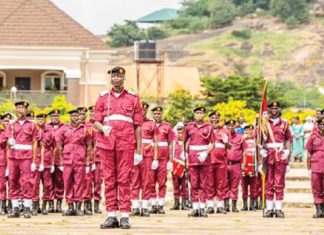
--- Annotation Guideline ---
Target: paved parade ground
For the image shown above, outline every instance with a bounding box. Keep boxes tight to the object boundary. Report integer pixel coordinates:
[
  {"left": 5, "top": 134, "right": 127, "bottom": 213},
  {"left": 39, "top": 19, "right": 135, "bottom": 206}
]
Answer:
[{"left": 0, "top": 207, "right": 323, "bottom": 235}]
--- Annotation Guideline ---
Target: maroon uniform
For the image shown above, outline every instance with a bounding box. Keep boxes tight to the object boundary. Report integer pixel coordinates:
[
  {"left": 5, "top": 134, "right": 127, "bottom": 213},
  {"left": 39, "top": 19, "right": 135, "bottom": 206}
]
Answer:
[
  {"left": 172, "top": 138, "right": 187, "bottom": 201},
  {"left": 94, "top": 88, "right": 142, "bottom": 214},
  {"left": 151, "top": 122, "right": 173, "bottom": 206},
  {"left": 184, "top": 121, "right": 215, "bottom": 210},
  {"left": 0, "top": 127, "right": 8, "bottom": 202}
]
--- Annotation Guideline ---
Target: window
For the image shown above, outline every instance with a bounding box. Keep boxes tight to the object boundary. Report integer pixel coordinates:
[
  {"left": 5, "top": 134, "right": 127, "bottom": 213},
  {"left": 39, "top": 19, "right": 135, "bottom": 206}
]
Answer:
[
  {"left": 0, "top": 71, "right": 5, "bottom": 89},
  {"left": 43, "top": 72, "right": 62, "bottom": 91}
]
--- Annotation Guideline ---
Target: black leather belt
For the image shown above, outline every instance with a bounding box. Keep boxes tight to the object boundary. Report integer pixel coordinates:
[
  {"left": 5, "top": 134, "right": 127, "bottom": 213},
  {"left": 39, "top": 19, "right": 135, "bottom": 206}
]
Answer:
[{"left": 227, "top": 160, "right": 241, "bottom": 165}]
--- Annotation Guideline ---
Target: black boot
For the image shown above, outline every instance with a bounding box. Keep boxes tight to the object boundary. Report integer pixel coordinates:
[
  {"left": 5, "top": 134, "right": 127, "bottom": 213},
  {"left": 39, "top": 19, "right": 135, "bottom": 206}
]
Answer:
[
  {"left": 94, "top": 200, "right": 102, "bottom": 214},
  {"left": 321, "top": 204, "right": 324, "bottom": 217},
  {"left": 263, "top": 210, "right": 274, "bottom": 218},
  {"left": 241, "top": 198, "right": 248, "bottom": 211},
  {"left": 170, "top": 199, "right": 180, "bottom": 210},
  {"left": 207, "top": 207, "right": 215, "bottom": 214},
  {"left": 41, "top": 201, "right": 48, "bottom": 215},
  {"left": 189, "top": 209, "right": 199, "bottom": 217},
  {"left": 84, "top": 200, "right": 92, "bottom": 215},
  {"left": 150, "top": 205, "right": 158, "bottom": 214},
  {"left": 48, "top": 200, "right": 55, "bottom": 213},
  {"left": 224, "top": 199, "right": 230, "bottom": 212},
  {"left": 275, "top": 209, "right": 285, "bottom": 218},
  {"left": 7, "top": 207, "right": 20, "bottom": 218},
  {"left": 140, "top": 208, "right": 150, "bottom": 217},
  {"left": 199, "top": 208, "right": 208, "bottom": 217},
  {"left": 63, "top": 203, "right": 75, "bottom": 216},
  {"left": 0, "top": 200, "right": 6, "bottom": 215},
  {"left": 55, "top": 199, "right": 62, "bottom": 213},
  {"left": 158, "top": 205, "right": 165, "bottom": 214},
  {"left": 232, "top": 200, "right": 239, "bottom": 213},
  {"left": 255, "top": 198, "right": 259, "bottom": 210},
  {"left": 216, "top": 207, "right": 227, "bottom": 214},
  {"left": 131, "top": 208, "right": 140, "bottom": 216},
  {"left": 100, "top": 216, "right": 119, "bottom": 229},
  {"left": 251, "top": 198, "right": 257, "bottom": 211},
  {"left": 7, "top": 200, "right": 12, "bottom": 214},
  {"left": 75, "top": 202, "right": 84, "bottom": 216},
  {"left": 258, "top": 197, "right": 262, "bottom": 210},
  {"left": 313, "top": 204, "right": 322, "bottom": 218},
  {"left": 31, "top": 201, "right": 38, "bottom": 216},
  {"left": 23, "top": 207, "right": 32, "bottom": 218},
  {"left": 37, "top": 201, "right": 42, "bottom": 214},
  {"left": 181, "top": 199, "right": 189, "bottom": 210},
  {"left": 120, "top": 217, "right": 131, "bottom": 229}
]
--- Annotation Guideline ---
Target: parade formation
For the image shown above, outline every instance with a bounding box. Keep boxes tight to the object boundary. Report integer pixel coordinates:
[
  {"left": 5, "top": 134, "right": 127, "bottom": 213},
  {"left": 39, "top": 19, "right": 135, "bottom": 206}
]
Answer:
[{"left": 0, "top": 66, "right": 323, "bottom": 230}]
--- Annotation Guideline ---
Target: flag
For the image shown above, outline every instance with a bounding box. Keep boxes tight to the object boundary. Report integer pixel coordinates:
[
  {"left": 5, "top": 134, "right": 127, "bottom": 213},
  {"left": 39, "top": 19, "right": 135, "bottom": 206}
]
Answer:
[{"left": 257, "top": 80, "right": 268, "bottom": 146}]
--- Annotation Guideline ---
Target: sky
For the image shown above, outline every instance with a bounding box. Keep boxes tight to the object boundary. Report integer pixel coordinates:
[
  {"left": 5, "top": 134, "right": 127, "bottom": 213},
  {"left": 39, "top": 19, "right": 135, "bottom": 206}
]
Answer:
[{"left": 51, "top": 0, "right": 183, "bottom": 35}]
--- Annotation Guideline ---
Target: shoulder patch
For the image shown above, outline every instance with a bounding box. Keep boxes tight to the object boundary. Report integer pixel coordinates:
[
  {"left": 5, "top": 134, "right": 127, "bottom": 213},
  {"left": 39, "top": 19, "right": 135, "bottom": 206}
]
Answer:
[
  {"left": 126, "top": 90, "right": 137, "bottom": 96},
  {"left": 99, "top": 90, "right": 109, "bottom": 96},
  {"left": 282, "top": 118, "right": 288, "bottom": 122}
]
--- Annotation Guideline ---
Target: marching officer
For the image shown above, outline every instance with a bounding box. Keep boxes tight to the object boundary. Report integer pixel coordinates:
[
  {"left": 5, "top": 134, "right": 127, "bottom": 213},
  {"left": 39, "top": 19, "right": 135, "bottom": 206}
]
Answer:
[
  {"left": 170, "top": 123, "right": 189, "bottom": 210},
  {"left": 224, "top": 120, "right": 247, "bottom": 213},
  {"left": 93, "top": 66, "right": 142, "bottom": 229},
  {"left": 306, "top": 117, "right": 324, "bottom": 218},
  {"left": 241, "top": 124, "right": 258, "bottom": 211},
  {"left": 131, "top": 102, "right": 158, "bottom": 217},
  {"left": 31, "top": 113, "right": 48, "bottom": 215},
  {"left": 47, "top": 109, "right": 65, "bottom": 213},
  {"left": 6, "top": 101, "right": 37, "bottom": 218},
  {"left": 207, "top": 111, "right": 231, "bottom": 214},
  {"left": 56, "top": 109, "right": 92, "bottom": 216},
  {"left": 184, "top": 107, "right": 215, "bottom": 217},
  {"left": 0, "top": 114, "right": 8, "bottom": 215},
  {"left": 150, "top": 106, "right": 173, "bottom": 214},
  {"left": 259, "top": 101, "right": 292, "bottom": 218}
]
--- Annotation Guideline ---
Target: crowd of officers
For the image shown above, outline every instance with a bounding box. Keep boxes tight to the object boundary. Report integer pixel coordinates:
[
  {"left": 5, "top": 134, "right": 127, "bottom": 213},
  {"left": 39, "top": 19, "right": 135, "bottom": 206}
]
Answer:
[{"left": 0, "top": 66, "right": 323, "bottom": 230}]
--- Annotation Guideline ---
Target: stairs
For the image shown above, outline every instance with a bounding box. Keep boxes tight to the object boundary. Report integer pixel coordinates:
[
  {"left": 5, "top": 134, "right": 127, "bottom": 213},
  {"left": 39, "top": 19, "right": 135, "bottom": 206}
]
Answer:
[{"left": 285, "top": 162, "right": 313, "bottom": 208}]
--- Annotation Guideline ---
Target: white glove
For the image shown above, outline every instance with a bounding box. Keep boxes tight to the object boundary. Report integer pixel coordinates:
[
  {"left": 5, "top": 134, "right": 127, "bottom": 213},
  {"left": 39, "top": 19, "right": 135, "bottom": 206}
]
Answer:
[
  {"left": 198, "top": 151, "right": 208, "bottom": 163},
  {"left": 85, "top": 166, "right": 90, "bottom": 174},
  {"left": 31, "top": 162, "right": 36, "bottom": 172},
  {"left": 260, "top": 149, "right": 268, "bottom": 158},
  {"left": 221, "top": 133, "right": 228, "bottom": 144},
  {"left": 91, "top": 163, "right": 96, "bottom": 171},
  {"left": 308, "top": 170, "right": 311, "bottom": 177},
  {"left": 286, "top": 165, "right": 290, "bottom": 173},
  {"left": 281, "top": 149, "right": 290, "bottom": 160},
  {"left": 8, "top": 138, "right": 15, "bottom": 146},
  {"left": 258, "top": 164, "right": 263, "bottom": 173},
  {"left": 59, "top": 166, "right": 64, "bottom": 172},
  {"left": 102, "top": 125, "right": 112, "bottom": 137},
  {"left": 167, "top": 161, "right": 173, "bottom": 170},
  {"left": 5, "top": 168, "right": 9, "bottom": 177},
  {"left": 180, "top": 152, "right": 187, "bottom": 161},
  {"left": 134, "top": 153, "right": 143, "bottom": 166},
  {"left": 39, "top": 164, "right": 44, "bottom": 172},
  {"left": 50, "top": 165, "right": 55, "bottom": 173},
  {"left": 151, "top": 159, "right": 159, "bottom": 170}
]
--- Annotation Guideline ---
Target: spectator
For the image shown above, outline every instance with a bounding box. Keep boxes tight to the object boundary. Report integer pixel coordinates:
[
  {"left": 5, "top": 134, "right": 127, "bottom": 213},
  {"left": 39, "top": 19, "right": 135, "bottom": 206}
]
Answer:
[{"left": 291, "top": 117, "right": 304, "bottom": 162}]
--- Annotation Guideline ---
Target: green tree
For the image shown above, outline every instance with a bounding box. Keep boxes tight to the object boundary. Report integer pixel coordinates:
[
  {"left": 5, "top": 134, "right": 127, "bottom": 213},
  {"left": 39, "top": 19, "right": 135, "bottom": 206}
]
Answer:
[
  {"left": 163, "top": 89, "right": 197, "bottom": 126},
  {"left": 270, "top": 0, "right": 309, "bottom": 25},
  {"left": 181, "top": 0, "right": 213, "bottom": 17},
  {"left": 209, "top": 0, "right": 237, "bottom": 28},
  {"left": 147, "top": 27, "right": 168, "bottom": 40},
  {"left": 108, "top": 21, "right": 145, "bottom": 47}
]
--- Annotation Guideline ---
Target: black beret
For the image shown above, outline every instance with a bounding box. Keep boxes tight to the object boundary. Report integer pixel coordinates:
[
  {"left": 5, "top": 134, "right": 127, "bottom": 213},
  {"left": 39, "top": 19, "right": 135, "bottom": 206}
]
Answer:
[
  {"left": 36, "top": 113, "right": 47, "bottom": 118},
  {"left": 268, "top": 101, "right": 280, "bottom": 108},
  {"left": 317, "top": 118, "right": 324, "bottom": 125},
  {"left": 108, "top": 66, "right": 126, "bottom": 75},
  {"left": 2, "top": 113, "right": 13, "bottom": 120},
  {"left": 88, "top": 106, "right": 94, "bottom": 111},
  {"left": 15, "top": 100, "right": 29, "bottom": 108},
  {"left": 77, "top": 107, "right": 88, "bottom": 112},
  {"left": 152, "top": 106, "right": 163, "bottom": 112},
  {"left": 48, "top": 109, "right": 60, "bottom": 115},
  {"left": 226, "top": 120, "right": 236, "bottom": 126},
  {"left": 26, "top": 111, "right": 34, "bottom": 117},
  {"left": 68, "top": 109, "right": 79, "bottom": 115},
  {"left": 244, "top": 124, "right": 254, "bottom": 130},
  {"left": 142, "top": 101, "right": 150, "bottom": 109},
  {"left": 209, "top": 111, "right": 221, "bottom": 117},
  {"left": 193, "top": 106, "right": 206, "bottom": 113}
]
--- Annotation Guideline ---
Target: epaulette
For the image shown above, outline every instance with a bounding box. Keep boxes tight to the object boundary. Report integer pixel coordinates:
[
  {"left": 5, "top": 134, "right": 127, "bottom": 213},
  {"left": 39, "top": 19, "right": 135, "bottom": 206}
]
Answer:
[
  {"left": 127, "top": 90, "right": 137, "bottom": 96},
  {"left": 282, "top": 118, "right": 288, "bottom": 122},
  {"left": 99, "top": 90, "right": 109, "bottom": 96}
]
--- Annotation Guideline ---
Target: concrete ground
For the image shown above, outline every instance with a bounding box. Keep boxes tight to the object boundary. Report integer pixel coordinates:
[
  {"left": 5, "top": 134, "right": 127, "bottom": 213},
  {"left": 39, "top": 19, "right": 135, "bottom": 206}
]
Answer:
[{"left": 1, "top": 207, "right": 323, "bottom": 235}]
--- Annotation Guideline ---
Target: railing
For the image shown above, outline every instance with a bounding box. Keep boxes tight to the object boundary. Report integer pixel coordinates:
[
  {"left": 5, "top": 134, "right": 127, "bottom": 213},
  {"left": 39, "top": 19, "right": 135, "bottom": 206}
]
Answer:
[{"left": 0, "top": 90, "right": 67, "bottom": 107}]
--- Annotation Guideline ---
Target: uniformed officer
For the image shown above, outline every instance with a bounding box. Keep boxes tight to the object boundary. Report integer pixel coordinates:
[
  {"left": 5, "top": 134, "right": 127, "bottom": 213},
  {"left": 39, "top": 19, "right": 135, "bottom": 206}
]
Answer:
[
  {"left": 224, "top": 120, "right": 247, "bottom": 213},
  {"left": 131, "top": 101, "right": 158, "bottom": 217},
  {"left": 6, "top": 101, "right": 37, "bottom": 218},
  {"left": 259, "top": 101, "right": 292, "bottom": 218},
  {"left": 47, "top": 109, "right": 65, "bottom": 213},
  {"left": 150, "top": 106, "right": 173, "bottom": 214},
  {"left": 56, "top": 109, "right": 92, "bottom": 216},
  {"left": 26, "top": 111, "right": 35, "bottom": 121},
  {"left": 184, "top": 107, "right": 215, "bottom": 217},
  {"left": 93, "top": 66, "right": 142, "bottom": 229},
  {"left": 0, "top": 114, "right": 8, "bottom": 215},
  {"left": 306, "top": 117, "right": 324, "bottom": 218},
  {"left": 206, "top": 111, "right": 231, "bottom": 214}
]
